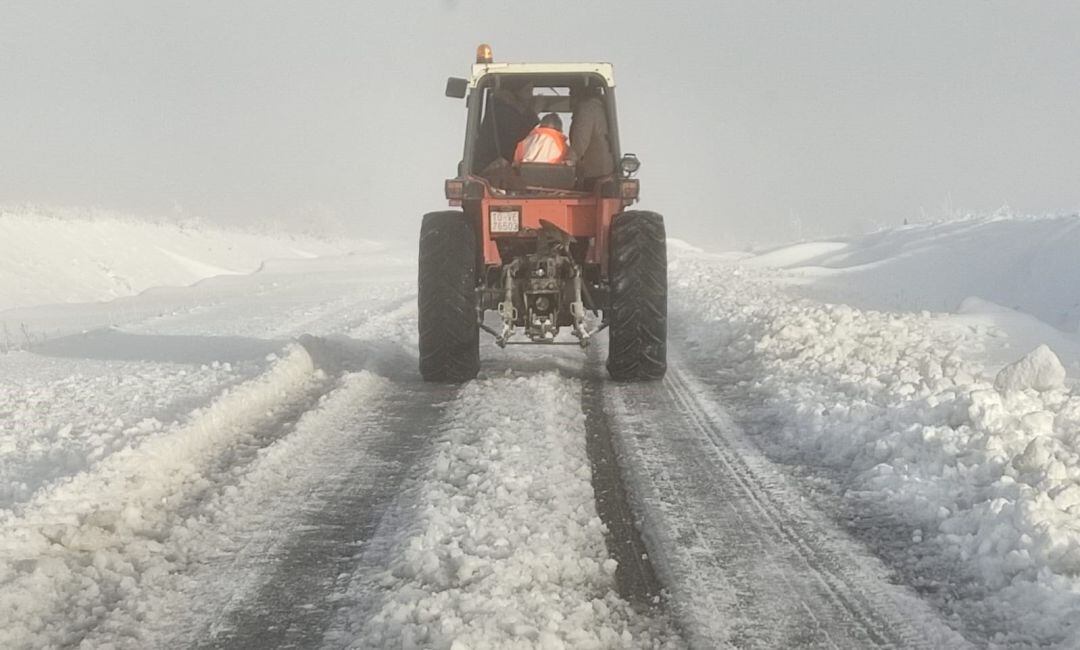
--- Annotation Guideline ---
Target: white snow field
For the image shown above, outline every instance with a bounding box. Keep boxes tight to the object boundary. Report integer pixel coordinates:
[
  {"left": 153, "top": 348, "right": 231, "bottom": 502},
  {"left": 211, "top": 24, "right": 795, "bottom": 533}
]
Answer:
[
  {"left": 2, "top": 210, "right": 1080, "bottom": 648},
  {"left": 0, "top": 206, "right": 375, "bottom": 313}
]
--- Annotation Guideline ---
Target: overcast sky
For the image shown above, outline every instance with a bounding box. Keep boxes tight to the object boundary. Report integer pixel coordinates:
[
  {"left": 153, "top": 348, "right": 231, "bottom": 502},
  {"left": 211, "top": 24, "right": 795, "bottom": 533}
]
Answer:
[{"left": 2, "top": 1, "right": 1078, "bottom": 248}]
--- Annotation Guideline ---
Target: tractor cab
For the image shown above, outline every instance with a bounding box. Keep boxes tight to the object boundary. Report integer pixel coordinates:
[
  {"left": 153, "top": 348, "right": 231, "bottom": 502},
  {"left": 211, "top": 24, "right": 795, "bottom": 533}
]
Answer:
[
  {"left": 445, "top": 47, "right": 640, "bottom": 197},
  {"left": 419, "top": 45, "right": 666, "bottom": 383}
]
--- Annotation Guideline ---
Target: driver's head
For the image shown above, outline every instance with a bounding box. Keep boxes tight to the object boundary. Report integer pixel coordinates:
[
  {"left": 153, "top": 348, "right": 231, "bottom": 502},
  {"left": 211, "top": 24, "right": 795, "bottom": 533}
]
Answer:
[{"left": 539, "top": 113, "right": 563, "bottom": 131}]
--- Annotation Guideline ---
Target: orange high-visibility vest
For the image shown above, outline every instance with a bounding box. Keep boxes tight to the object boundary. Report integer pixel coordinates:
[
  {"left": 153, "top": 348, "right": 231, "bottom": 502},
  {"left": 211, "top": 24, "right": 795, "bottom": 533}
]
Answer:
[{"left": 514, "top": 126, "right": 569, "bottom": 164}]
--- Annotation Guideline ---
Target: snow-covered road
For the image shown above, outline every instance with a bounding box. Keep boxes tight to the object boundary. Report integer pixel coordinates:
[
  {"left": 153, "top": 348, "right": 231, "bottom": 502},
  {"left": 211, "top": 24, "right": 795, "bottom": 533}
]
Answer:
[
  {"left": 0, "top": 247, "right": 685, "bottom": 648},
  {"left": 4, "top": 214, "right": 1080, "bottom": 648}
]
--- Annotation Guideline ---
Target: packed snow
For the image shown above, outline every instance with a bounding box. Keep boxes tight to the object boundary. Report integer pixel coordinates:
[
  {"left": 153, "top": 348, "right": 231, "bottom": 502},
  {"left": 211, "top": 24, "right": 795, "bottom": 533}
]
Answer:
[
  {"left": 0, "top": 215, "right": 420, "bottom": 647},
  {"left": 355, "top": 372, "right": 680, "bottom": 649}
]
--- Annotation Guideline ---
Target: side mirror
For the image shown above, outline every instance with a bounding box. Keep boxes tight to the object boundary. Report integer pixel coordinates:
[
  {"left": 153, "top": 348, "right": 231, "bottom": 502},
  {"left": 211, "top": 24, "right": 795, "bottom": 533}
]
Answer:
[
  {"left": 445, "top": 77, "right": 468, "bottom": 99},
  {"left": 619, "top": 153, "right": 641, "bottom": 177}
]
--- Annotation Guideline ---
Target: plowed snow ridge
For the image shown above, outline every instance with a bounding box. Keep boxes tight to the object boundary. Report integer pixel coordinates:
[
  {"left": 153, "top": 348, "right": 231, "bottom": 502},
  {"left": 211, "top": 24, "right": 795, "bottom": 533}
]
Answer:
[
  {"left": 0, "top": 344, "right": 321, "bottom": 647},
  {"left": 670, "top": 230, "right": 1080, "bottom": 647},
  {"left": 81, "top": 370, "right": 395, "bottom": 648}
]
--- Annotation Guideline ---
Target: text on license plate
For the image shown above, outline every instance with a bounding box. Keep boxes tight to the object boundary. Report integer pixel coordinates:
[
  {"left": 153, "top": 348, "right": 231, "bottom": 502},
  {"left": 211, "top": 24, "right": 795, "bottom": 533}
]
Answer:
[{"left": 490, "top": 210, "right": 520, "bottom": 233}]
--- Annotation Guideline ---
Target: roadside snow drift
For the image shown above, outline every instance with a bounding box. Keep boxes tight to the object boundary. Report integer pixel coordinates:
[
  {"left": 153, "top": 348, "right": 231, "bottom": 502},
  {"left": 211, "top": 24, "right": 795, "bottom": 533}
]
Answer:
[
  {"left": 0, "top": 206, "right": 375, "bottom": 311},
  {"left": 758, "top": 213, "right": 1080, "bottom": 333},
  {"left": 670, "top": 214, "right": 1080, "bottom": 646}
]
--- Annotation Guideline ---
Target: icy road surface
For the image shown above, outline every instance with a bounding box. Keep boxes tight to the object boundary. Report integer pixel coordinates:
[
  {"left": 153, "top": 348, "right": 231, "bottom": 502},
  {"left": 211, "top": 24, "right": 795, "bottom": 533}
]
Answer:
[{"left": 2, "top": 228, "right": 1070, "bottom": 647}]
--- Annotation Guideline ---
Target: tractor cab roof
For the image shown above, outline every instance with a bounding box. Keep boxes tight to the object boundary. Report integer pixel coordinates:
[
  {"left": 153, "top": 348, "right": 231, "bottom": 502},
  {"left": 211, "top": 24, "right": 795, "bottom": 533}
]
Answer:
[{"left": 469, "top": 62, "right": 615, "bottom": 89}]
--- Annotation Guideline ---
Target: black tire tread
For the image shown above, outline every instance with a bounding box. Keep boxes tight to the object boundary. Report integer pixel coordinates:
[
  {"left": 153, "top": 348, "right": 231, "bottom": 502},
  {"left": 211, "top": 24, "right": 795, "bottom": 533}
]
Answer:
[
  {"left": 607, "top": 210, "right": 667, "bottom": 381},
  {"left": 418, "top": 211, "right": 480, "bottom": 382}
]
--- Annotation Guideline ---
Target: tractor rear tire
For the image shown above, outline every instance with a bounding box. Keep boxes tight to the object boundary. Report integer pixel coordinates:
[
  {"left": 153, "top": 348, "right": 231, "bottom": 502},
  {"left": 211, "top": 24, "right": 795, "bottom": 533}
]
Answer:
[
  {"left": 606, "top": 210, "right": 667, "bottom": 381},
  {"left": 418, "top": 211, "right": 480, "bottom": 382}
]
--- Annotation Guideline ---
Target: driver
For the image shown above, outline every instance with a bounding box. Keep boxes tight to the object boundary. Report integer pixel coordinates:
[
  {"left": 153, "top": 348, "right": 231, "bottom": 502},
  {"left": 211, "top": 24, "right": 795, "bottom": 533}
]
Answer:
[{"left": 514, "top": 113, "right": 571, "bottom": 164}]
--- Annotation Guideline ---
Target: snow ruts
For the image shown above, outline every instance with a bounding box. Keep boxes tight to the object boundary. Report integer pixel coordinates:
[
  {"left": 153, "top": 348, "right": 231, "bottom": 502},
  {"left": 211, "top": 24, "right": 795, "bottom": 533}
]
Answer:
[
  {"left": 603, "top": 347, "right": 970, "bottom": 649},
  {"left": 352, "top": 370, "right": 682, "bottom": 649},
  {"left": 581, "top": 349, "right": 666, "bottom": 610},
  {"left": 0, "top": 344, "right": 327, "bottom": 647},
  {"left": 185, "top": 369, "right": 448, "bottom": 649}
]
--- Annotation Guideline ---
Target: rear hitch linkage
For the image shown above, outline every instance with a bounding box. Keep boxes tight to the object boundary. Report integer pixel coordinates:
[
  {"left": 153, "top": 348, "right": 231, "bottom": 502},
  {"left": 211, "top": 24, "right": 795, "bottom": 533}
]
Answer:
[{"left": 477, "top": 257, "right": 607, "bottom": 349}]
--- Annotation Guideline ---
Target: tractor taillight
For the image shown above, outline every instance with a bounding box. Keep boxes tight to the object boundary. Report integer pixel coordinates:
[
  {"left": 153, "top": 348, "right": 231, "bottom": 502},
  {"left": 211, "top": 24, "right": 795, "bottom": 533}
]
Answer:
[
  {"left": 445, "top": 179, "right": 485, "bottom": 203},
  {"left": 445, "top": 179, "right": 465, "bottom": 200},
  {"left": 620, "top": 179, "right": 640, "bottom": 202}
]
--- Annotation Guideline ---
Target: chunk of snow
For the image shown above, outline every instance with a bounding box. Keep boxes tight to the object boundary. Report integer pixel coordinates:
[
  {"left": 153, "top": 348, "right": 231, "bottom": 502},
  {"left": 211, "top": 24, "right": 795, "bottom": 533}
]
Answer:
[{"left": 994, "top": 344, "right": 1066, "bottom": 393}]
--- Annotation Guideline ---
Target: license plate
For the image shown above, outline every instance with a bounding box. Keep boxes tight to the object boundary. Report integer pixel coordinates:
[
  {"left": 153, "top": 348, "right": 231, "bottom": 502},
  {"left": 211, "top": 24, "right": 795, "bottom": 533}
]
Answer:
[{"left": 490, "top": 210, "right": 520, "bottom": 233}]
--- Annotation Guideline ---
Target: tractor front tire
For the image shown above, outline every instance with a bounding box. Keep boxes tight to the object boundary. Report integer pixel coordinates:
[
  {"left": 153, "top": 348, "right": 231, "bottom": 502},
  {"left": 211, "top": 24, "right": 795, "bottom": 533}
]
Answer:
[
  {"left": 607, "top": 211, "right": 667, "bottom": 381},
  {"left": 418, "top": 211, "right": 480, "bottom": 382}
]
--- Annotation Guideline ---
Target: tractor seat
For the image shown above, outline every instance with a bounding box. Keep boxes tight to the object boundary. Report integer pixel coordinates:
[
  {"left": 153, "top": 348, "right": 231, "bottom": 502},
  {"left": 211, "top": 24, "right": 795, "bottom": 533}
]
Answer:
[{"left": 516, "top": 162, "right": 577, "bottom": 190}]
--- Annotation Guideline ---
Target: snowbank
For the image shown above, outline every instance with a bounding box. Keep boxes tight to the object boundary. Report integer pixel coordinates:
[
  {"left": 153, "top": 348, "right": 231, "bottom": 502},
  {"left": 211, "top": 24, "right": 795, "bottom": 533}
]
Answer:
[
  {"left": 0, "top": 206, "right": 377, "bottom": 311},
  {"left": 750, "top": 213, "right": 1080, "bottom": 333},
  {"left": 671, "top": 237, "right": 1080, "bottom": 645}
]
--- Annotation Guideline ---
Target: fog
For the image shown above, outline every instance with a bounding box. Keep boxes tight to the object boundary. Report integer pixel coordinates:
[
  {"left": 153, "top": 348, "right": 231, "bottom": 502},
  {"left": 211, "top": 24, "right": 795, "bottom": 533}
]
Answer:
[{"left": 3, "top": 1, "right": 1078, "bottom": 248}]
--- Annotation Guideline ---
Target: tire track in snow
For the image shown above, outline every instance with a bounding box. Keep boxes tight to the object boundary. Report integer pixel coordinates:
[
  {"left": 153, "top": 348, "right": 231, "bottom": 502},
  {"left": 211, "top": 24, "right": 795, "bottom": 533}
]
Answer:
[
  {"left": 195, "top": 376, "right": 452, "bottom": 649},
  {"left": 0, "top": 344, "right": 326, "bottom": 648},
  {"left": 1, "top": 290, "right": 415, "bottom": 517},
  {"left": 272, "top": 288, "right": 415, "bottom": 340},
  {"left": 581, "top": 345, "right": 668, "bottom": 611},
  {"left": 60, "top": 309, "right": 425, "bottom": 648},
  {"left": 603, "top": 343, "right": 970, "bottom": 648},
  {"left": 345, "top": 370, "right": 683, "bottom": 649},
  {"left": 477, "top": 335, "right": 672, "bottom": 612},
  {"left": 1, "top": 336, "right": 426, "bottom": 647}
]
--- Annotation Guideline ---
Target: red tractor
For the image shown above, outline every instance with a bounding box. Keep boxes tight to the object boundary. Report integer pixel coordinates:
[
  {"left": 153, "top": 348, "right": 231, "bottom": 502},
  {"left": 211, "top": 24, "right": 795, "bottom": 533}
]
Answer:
[{"left": 419, "top": 45, "right": 666, "bottom": 382}]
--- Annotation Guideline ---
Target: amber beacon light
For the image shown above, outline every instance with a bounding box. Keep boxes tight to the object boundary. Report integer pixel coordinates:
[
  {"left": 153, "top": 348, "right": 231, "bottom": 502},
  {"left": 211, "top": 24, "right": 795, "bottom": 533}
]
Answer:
[{"left": 476, "top": 43, "right": 493, "bottom": 64}]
